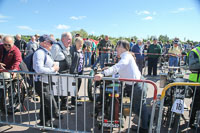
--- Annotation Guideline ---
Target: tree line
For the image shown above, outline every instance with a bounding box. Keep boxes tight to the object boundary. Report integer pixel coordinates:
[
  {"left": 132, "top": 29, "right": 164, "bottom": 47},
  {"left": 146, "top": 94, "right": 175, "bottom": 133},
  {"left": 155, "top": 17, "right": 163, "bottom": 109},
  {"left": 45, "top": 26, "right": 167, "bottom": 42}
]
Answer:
[{"left": 21, "top": 29, "right": 198, "bottom": 46}]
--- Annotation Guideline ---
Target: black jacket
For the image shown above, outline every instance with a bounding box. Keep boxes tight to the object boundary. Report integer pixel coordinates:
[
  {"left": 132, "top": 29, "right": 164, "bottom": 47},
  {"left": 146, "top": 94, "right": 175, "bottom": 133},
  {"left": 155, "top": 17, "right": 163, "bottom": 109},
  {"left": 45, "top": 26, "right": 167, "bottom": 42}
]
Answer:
[
  {"left": 70, "top": 45, "right": 84, "bottom": 74},
  {"left": 14, "top": 39, "right": 27, "bottom": 51}
]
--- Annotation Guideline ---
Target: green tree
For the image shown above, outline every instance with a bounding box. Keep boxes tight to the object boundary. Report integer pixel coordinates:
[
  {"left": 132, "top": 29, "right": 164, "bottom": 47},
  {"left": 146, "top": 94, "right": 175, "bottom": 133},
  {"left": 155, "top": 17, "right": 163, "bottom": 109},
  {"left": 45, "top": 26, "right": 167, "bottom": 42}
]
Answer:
[
  {"left": 21, "top": 35, "right": 31, "bottom": 42},
  {"left": 71, "top": 29, "right": 88, "bottom": 38},
  {"left": 158, "top": 35, "right": 169, "bottom": 43}
]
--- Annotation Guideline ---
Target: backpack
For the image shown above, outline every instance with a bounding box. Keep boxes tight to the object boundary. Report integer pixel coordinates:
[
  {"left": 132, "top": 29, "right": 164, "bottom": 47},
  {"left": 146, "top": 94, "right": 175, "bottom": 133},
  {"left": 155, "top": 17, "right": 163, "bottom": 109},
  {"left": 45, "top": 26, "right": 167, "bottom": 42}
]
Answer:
[
  {"left": 23, "top": 48, "right": 47, "bottom": 72},
  {"left": 188, "top": 47, "right": 200, "bottom": 72}
]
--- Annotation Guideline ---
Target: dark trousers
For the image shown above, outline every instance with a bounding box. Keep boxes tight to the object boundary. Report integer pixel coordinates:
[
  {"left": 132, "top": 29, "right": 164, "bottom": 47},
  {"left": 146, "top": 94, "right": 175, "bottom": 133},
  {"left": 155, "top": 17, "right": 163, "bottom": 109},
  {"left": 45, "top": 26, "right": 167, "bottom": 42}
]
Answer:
[
  {"left": 136, "top": 59, "right": 144, "bottom": 75},
  {"left": 71, "top": 71, "right": 83, "bottom": 105},
  {"left": 189, "top": 86, "right": 200, "bottom": 127},
  {"left": 125, "top": 82, "right": 148, "bottom": 129},
  {"left": 35, "top": 81, "right": 58, "bottom": 122},
  {"left": 148, "top": 57, "right": 158, "bottom": 76}
]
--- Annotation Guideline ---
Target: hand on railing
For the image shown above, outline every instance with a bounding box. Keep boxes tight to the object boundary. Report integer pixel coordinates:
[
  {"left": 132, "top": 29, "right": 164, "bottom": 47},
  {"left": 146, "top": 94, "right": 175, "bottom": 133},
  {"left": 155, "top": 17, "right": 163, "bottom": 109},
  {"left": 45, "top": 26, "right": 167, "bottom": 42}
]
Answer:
[
  {"left": 94, "top": 73, "right": 103, "bottom": 81},
  {"left": 0, "top": 63, "right": 6, "bottom": 70}
]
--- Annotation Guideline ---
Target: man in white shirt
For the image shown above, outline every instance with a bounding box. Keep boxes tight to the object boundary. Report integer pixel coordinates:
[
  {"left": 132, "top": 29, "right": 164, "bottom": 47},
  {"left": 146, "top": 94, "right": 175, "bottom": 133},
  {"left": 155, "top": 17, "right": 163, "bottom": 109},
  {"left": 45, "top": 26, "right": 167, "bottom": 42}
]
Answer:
[
  {"left": 33, "top": 34, "right": 60, "bottom": 127},
  {"left": 94, "top": 40, "right": 149, "bottom": 132}
]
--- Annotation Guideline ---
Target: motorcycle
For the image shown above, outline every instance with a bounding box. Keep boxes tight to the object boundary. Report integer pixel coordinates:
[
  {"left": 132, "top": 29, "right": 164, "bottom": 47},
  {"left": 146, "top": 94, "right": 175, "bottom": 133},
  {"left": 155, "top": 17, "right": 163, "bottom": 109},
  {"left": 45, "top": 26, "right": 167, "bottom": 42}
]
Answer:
[
  {"left": 160, "top": 68, "right": 193, "bottom": 129},
  {"left": 0, "top": 72, "right": 26, "bottom": 114},
  {"left": 88, "top": 63, "right": 131, "bottom": 131}
]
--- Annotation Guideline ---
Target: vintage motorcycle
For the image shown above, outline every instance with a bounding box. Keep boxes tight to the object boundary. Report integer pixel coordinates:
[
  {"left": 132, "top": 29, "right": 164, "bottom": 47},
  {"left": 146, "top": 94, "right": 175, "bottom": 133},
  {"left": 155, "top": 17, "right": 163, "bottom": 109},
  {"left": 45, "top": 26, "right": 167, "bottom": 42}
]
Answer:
[
  {"left": 88, "top": 63, "right": 131, "bottom": 131},
  {"left": 0, "top": 72, "right": 26, "bottom": 114}
]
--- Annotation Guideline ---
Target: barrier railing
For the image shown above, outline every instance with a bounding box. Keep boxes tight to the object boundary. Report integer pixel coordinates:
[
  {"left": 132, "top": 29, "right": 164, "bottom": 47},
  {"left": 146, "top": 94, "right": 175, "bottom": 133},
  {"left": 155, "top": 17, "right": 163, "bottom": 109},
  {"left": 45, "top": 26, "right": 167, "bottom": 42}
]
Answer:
[
  {"left": 156, "top": 82, "right": 200, "bottom": 133},
  {"left": 0, "top": 70, "right": 158, "bottom": 133}
]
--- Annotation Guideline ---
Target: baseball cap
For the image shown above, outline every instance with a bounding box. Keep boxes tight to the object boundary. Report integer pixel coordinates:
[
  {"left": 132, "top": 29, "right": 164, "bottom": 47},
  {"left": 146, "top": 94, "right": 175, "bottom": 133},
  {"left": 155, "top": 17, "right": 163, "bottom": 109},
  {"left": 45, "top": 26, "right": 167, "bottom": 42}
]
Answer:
[
  {"left": 39, "top": 34, "right": 54, "bottom": 43},
  {"left": 153, "top": 37, "right": 157, "bottom": 41},
  {"left": 173, "top": 40, "right": 179, "bottom": 44}
]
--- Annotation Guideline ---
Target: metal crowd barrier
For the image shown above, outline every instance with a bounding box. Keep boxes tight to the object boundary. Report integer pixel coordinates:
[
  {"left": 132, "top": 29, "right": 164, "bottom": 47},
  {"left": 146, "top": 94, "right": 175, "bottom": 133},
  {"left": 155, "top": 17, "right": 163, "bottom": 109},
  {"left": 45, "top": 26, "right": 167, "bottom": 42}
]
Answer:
[
  {"left": 0, "top": 70, "right": 158, "bottom": 133},
  {"left": 156, "top": 82, "right": 200, "bottom": 133}
]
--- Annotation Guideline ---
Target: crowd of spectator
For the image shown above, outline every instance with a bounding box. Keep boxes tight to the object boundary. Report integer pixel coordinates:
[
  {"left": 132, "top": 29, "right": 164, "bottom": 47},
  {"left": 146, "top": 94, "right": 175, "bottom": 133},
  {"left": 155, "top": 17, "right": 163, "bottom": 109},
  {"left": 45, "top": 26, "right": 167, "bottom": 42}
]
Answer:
[{"left": 0, "top": 32, "right": 199, "bottom": 129}]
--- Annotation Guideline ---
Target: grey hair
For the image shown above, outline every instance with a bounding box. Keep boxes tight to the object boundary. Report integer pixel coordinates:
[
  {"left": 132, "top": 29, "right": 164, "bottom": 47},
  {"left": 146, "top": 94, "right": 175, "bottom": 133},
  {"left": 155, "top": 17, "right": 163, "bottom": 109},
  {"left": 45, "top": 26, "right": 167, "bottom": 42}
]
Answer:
[
  {"left": 61, "top": 32, "right": 72, "bottom": 39},
  {"left": 3, "top": 35, "right": 14, "bottom": 43},
  {"left": 16, "top": 34, "right": 21, "bottom": 37},
  {"left": 137, "top": 39, "right": 143, "bottom": 43}
]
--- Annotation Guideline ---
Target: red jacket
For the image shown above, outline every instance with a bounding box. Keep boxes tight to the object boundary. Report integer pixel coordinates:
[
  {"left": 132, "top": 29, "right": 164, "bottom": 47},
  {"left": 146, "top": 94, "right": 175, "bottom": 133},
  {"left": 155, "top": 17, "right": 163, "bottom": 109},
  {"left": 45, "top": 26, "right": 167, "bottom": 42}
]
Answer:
[{"left": 0, "top": 45, "right": 22, "bottom": 70}]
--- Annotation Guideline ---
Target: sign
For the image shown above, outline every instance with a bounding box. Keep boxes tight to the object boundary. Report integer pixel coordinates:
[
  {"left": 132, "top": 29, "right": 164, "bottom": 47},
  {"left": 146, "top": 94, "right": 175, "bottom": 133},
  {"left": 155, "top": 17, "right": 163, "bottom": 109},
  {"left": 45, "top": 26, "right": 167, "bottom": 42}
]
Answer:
[
  {"left": 171, "top": 99, "right": 184, "bottom": 114},
  {"left": 52, "top": 76, "right": 76, "bottom": 96}
]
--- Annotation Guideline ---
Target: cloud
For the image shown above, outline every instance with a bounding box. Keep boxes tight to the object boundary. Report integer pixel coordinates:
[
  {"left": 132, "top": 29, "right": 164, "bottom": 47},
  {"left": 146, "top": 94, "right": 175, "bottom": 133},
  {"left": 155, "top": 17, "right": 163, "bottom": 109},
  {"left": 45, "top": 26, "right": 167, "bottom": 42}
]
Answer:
[
  {"left": 143, "top": 16, "right": 153, "bottom": 20},
  {"left": 0, "top": 14, "right": 10, "bottom": 23},
  {"left": 56, "top": 24, "right": 70, "bottom": 30},
  {"left": 0, "top": 20, "right": 8, "bottom": 23},
  {"left": 70, "top": 16, "right": 86, "bottom": 20},
  {"left": 0, "top": 14, "right": 8, "bottom": 19},
  {"left": 171, "top": 7, "right": 193, "bottom": 13},
  {"left": 135, "top": 10, "right": 150, "bottom": 15},
  {"left": 17, "top": 26, "right": 33, "bottom": 31}
]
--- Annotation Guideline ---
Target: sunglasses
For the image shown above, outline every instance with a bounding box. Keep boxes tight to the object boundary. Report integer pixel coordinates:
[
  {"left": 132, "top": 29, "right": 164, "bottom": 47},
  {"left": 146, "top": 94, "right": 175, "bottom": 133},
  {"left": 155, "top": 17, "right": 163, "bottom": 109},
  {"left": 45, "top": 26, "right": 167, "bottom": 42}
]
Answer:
[
  {"left": 46, "top": 41, "right": 53, "bottom": 45},
  {"left": 4, "top": 43, "right": 11, "bottom": 47}
]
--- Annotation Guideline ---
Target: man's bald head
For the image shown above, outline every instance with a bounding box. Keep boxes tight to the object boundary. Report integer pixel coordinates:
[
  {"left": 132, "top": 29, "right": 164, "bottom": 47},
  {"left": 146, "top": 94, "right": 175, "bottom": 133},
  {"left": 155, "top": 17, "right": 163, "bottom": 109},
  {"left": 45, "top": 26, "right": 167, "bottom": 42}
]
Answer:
[{"left": 3, "top": 36, "right": 14, "bottom": 51}]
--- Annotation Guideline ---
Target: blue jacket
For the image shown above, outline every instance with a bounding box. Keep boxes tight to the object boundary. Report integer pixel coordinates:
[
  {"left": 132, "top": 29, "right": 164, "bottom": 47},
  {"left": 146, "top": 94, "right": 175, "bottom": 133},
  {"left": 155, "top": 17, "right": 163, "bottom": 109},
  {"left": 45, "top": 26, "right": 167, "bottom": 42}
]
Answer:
[{"left": 131, "top": 44, "right": 144, "bottom": 60}]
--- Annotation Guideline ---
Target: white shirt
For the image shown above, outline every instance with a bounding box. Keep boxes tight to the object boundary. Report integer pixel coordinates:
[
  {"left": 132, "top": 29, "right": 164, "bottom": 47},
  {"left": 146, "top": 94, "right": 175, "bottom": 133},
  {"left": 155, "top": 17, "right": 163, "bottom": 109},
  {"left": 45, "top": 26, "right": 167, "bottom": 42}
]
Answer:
[
  {"left": 104, "top": 51, "right": 141, "bottom": 85},
  {"left": 51, "top": 41, "right": 70, "bottom": 61},
  {"left": 33, "top": 46, "right": 56, "bottom": 83}
]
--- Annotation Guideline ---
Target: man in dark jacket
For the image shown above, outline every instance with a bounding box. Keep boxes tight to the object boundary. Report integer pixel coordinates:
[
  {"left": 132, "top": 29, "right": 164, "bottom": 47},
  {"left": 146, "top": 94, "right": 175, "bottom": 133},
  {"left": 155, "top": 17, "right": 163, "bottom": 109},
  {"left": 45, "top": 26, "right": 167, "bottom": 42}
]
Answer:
[
  {"left": 14, "top": 34, "right": 27, "bottom": 59},
  {"left": 51, "top": 32, "right": 72, "bottom": 110},
  {"left": 147, "top": 38, "right": 162, "bottom": 76},
  {"left": 98, "top": 35, "right": 112, "bottom": 68},
  {"left": 132, "top": 39, "right": 145, "bottom": 74}
]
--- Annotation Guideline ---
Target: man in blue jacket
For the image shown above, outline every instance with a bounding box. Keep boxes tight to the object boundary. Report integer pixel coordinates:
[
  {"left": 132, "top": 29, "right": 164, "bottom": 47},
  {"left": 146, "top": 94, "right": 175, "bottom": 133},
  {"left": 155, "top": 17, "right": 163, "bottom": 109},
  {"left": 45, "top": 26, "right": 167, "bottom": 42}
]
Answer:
[{"left": 132, "top": 39, "right": 145, "bottom": 74}]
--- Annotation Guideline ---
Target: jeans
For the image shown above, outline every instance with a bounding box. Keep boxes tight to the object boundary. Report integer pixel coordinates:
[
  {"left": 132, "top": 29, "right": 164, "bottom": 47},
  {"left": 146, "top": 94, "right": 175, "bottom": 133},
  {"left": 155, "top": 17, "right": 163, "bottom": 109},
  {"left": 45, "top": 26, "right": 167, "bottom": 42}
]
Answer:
[
  {"left": 100, "top": 53, "right": 109, "bottom": 68},
  {"left": 85, "top": 52, "right": 91, "bottom": 67},
  {"left": 92, "top": 55, "right": 101, "bottom": 69},
  {"left": 169, "top": 56, "right": 179, "bottom": 72}
]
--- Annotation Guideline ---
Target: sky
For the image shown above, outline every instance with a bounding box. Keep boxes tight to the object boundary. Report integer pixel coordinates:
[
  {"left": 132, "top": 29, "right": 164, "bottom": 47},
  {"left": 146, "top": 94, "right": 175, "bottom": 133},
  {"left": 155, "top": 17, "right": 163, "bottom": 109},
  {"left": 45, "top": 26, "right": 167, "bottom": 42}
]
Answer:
[{"left": 0, "top": 0, "right": 200, "bottom": 41}]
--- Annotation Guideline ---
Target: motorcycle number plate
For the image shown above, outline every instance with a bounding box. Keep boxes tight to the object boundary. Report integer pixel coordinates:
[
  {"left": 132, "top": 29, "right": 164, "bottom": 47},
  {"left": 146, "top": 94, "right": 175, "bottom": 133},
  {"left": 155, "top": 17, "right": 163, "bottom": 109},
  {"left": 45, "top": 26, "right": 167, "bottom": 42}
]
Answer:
[
  {"left": 103, "top": 123, "right": 119, "bottom": 128},
  {"left": 171, "top": 99, "right": 184, "bottom": 114}
]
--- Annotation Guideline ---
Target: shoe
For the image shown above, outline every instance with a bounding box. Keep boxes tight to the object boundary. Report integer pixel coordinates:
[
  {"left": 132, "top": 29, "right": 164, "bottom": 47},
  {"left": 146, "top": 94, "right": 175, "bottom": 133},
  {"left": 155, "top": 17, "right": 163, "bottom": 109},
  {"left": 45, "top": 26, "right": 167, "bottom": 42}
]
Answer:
[
  {"left": 77, "top": 96, "right": 81, "bottom": 100},
  {"left": 38, "top": 120, "right": 57, "bottom": 128},
  {"left": 71, "top": 97, "right": 82, "bottom": 106},
  {"left": 61, "top": 105, "right": 74, "bottom": 111},
  {"left": 54, "top": 113, "right": 63, "bottom": 120},
  {"left": 76, "top": 101, "right": 83, "bottom": 106}
]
